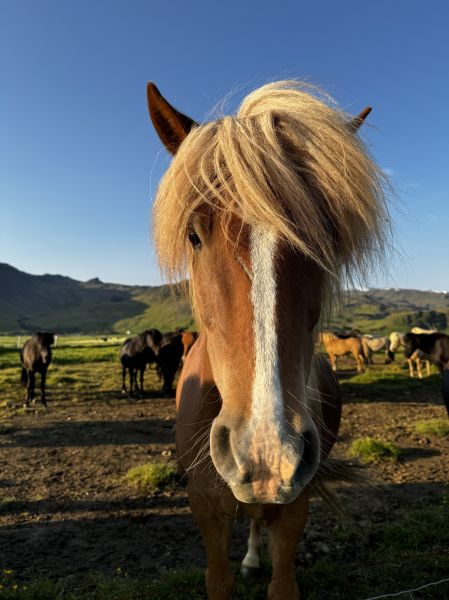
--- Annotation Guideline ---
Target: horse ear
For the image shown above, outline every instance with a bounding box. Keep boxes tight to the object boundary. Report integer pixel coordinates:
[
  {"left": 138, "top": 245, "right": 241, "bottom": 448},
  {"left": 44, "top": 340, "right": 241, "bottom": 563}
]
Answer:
[
  {"left": 348, "top": 107, "right": 372, "bottom": 133},
  {"left": 147, "top": 83, "right": 197, "bottom": 154}
]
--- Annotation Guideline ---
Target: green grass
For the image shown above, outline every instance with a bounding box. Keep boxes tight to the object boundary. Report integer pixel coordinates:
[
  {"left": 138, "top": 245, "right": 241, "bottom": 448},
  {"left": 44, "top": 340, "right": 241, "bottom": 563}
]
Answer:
[
  {"left": 348, "top": 436, "right": 400, "bottom": 463},
  {"left": 125, "top": 463, "right": 177, "bottom": 493},
  {"left": 415, "top": 418, "right": 449, "bottom": 437}
]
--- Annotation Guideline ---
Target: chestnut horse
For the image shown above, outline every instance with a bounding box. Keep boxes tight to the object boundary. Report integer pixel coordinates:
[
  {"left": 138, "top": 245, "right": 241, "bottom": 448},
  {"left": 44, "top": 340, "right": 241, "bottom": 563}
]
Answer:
[
  {"left": 147, "top": 80, "right": 388, "bottom": 599},
  {"left": 320, "top": 332, "right": 366, "bottom": 373}
]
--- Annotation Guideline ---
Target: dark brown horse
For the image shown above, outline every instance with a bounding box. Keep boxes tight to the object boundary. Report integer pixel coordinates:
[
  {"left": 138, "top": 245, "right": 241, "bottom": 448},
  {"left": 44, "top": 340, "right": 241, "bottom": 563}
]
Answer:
[
  {"left": 120, "top": 329, "right": 162, "bottom": 397},
  {"left": 156, "top": 332, "right": 184, "bottom": 396},
  {"left": 404, "top": 332, "right": 449, "bottom": 416},
  {"left": 148, "top": 80, "right": 387, "bottom": 599},
  {"left": 20, "top": 332, "right": 55, "bottom": 407}
]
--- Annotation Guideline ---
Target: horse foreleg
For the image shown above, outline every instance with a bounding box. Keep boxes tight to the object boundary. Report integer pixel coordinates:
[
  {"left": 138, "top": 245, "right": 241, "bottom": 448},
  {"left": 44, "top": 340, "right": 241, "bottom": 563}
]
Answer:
[
  {"left": 416, "top": 357, "right": 423, "bottom": 379},
  {"left": 29, "top": 371, "right": 36, "bottom": 404},
  {"left": 129, "top": 368, "right": 135, "bottom": 398},
  {"left": 267, "top": 492, "right": 309, "bottom": 600},
  {"left": 407, "top": 358, "right": 414, "bottom": 378},
  {"left": 139, "top": 367, "right": 144, "bottom": 396},
  {"left": 188, "top": 485, "right": 234, "bottom": 600},
  {"left": 425, "top": 360, "right": 431, "bottom": 377},
  {"left": 241, "top": 519, "right": 262, "bottom": 578},
  {"left": 121, "top": 366, "right": 127, "bottom": 394},
  {"left": 40, "top": 369, "right": 47, "bottom": 406}
]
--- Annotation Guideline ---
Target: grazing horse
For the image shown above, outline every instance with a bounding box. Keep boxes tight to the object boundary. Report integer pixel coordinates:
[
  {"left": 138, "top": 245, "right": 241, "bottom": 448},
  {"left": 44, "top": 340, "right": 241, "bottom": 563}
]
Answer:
[
  {"left": 320, "top": 332, "right": 366, "bottom": 373},
  {"left": 20, "top": 332, "right": 55, "bottom": 407},
  {"left": 120, "top": 329, "right": 162, "bottom": 397},
  {"left": 361, "top": 334, "right": 390, "bottom": 364},
  {"left": 148, "top": 79, "right": 388, "bottom": 599}
]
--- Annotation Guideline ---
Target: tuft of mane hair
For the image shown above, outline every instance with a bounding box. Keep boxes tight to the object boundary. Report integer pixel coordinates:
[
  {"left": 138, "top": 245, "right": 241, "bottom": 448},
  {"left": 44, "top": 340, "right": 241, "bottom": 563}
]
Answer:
[{"left": 153, "top": 80, "right": 390, "bottom": 307}]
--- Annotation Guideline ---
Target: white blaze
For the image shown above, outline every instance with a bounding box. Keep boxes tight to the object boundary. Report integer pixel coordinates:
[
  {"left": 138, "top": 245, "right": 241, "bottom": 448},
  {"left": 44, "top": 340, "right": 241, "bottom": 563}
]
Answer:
[{"left": 250, "top": 225, "right": 283, "bottom": 430}]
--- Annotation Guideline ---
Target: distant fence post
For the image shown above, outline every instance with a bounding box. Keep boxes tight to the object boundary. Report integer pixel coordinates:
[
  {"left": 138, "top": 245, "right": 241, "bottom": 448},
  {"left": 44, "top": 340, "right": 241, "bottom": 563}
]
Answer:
[{"left": 17, "top": 336, "right": 21, "bottom": 348}]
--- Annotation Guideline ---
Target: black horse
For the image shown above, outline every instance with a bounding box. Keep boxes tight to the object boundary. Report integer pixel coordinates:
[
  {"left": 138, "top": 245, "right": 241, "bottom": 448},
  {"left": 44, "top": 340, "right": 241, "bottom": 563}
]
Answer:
[
  {"left": 156, "top": 332, "right": 184, "bottom": 397},
  {"left": 403, "top": 332, "right": 449, "bottom": 416},
  {"left": 20, "top": 332, "right": 55, "bottom": 407},
  {"left": 120, "top": 329, "right": 162, "bottom": 397}
]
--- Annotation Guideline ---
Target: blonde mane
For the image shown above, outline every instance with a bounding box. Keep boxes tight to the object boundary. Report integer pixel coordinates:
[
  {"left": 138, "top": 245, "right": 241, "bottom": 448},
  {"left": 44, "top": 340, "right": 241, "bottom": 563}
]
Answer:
[{"left": 153, "top": 80, "right": 389, "bottom": 299}]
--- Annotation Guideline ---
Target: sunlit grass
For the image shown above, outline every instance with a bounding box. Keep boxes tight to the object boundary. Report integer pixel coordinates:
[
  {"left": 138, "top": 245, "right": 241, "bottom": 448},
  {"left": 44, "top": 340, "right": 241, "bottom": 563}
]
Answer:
[
  {"left": 125, "top": 463, "right": 177, "bottom": 493},
  {"left": 348, "top": 437, "right": 400, "bottom": 463},
  {"left": 415, "top": 419, "right": 449, "bottom": 437}
]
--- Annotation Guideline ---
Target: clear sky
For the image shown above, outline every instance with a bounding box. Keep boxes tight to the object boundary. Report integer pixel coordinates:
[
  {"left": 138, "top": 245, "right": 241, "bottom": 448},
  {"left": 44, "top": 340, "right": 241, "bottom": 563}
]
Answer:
[{"left": 1, "top": 0, "right": 448, "bottom": 290}]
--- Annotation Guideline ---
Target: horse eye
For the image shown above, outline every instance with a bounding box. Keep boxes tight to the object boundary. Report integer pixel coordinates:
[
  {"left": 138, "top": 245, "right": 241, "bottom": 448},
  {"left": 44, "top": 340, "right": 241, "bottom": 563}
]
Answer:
[{"left": 188, "top": 230, "right": 202, "bottom": 249}]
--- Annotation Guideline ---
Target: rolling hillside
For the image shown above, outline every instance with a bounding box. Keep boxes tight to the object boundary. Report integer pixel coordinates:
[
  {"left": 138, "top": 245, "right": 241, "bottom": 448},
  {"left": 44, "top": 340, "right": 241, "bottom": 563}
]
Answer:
[
  {"left": 0, "top": 263, "right": 192, "bottom": 334},
  {"left": 0, "top": 263, "right": 448, "bottom": 334}
]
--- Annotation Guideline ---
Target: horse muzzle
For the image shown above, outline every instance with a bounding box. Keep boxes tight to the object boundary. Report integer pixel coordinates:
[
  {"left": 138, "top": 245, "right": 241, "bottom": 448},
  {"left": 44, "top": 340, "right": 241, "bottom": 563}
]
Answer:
[{"left": 210, "top": 416, "right": 320, "bottom": 504}]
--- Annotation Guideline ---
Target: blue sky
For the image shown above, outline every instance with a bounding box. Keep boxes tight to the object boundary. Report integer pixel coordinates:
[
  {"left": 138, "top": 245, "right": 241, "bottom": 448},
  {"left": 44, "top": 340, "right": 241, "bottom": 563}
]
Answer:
[{"left": 1, "top": 0, "right": 448, "bottom": 290}]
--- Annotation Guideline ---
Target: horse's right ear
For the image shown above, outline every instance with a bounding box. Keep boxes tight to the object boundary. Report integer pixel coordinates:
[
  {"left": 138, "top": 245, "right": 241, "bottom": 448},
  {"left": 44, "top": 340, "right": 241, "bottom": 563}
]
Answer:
[{"left": 147, "top": 83, "right": 197, "bottom": 155}]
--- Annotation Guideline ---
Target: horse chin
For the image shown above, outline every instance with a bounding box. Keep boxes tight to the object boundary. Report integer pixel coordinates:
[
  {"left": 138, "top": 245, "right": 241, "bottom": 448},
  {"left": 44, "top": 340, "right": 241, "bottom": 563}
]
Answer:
[{"left": 229, "top": 481, "right": 303, "bottom": 505}]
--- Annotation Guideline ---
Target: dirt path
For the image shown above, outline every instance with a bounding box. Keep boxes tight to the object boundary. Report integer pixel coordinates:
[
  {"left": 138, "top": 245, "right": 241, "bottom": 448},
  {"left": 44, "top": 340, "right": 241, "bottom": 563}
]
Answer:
[{"left": 1, "top": 371, "right": 448, "bottom": 581}]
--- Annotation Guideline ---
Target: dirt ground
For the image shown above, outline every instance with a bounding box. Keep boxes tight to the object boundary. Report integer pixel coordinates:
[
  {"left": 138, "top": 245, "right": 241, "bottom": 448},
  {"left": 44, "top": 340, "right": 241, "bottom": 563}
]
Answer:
[{"left": 1, "top": 364, "right": 448, "bottom": 582}]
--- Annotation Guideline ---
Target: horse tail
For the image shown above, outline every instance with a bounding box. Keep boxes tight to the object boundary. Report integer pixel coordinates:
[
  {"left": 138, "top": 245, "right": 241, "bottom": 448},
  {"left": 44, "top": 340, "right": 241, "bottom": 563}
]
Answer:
[
  {"left": 21, "top": 367, "right": 28, "bottom": 387},
  {"left": 311, "top": 457, "right": 372, "bottom": 515}
]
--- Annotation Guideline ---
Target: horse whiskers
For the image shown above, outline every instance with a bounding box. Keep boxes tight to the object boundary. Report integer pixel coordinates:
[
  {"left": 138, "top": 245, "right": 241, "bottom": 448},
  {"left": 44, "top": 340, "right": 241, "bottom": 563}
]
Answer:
[
  {"left": 175, "top": 424, "right": 212, "bottom": 466},
  {"left": 285, "top": 397, "right": 333, "bottom": 437}
]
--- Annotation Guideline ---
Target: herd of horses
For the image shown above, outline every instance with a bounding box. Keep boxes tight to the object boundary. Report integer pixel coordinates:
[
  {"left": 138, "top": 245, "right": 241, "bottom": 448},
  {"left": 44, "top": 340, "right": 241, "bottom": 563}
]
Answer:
[
  {"left": 19, "top": 329, "right": 197, "bottom": 407},
  {"left": 321, "top": 327, "right": 449, "bottom": 381},
  {"left": 13, "top": 80, "right": 449, "bottom": 599}
]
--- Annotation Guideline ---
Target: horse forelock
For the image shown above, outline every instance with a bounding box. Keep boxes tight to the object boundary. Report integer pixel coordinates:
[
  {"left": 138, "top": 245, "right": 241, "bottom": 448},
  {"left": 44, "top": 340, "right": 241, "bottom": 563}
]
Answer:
[{"left": 153, "top": 79, "right": 390, "bottom": 317}]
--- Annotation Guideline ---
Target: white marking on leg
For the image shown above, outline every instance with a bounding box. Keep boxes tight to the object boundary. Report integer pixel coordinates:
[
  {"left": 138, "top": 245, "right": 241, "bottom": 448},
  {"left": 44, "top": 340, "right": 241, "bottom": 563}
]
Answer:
[
  {"left": 242, "top": 519, "right": 261, "bottom": 570},
  {"left": 249, "top": 225, "right": 283, "bottom": 431}
]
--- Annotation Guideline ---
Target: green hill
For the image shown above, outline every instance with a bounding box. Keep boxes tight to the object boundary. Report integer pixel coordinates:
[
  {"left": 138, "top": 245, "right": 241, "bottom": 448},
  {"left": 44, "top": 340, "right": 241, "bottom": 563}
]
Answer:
[
  {"left": 0, "top": 263, "right": 448, "bottom": 334},
  {"left": 0, "top": 263, "right": 192, "bottom": 334}
]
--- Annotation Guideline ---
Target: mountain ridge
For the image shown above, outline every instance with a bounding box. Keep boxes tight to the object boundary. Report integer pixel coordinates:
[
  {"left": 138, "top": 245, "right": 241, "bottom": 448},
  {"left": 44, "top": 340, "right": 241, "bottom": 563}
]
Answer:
[{"left": 0, "top": 263, "right": 448, "bottom": 334}]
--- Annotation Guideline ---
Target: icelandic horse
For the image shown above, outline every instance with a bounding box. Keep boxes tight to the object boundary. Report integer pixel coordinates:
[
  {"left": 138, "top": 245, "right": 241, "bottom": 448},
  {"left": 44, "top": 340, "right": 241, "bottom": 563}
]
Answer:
[
  {"left": 389, "top": 331, "right": 432, "bottom": 379},
  {"left": 20, "top": 332, "right": 55, "bottom": 407},
  {"left": 147, "top": 80, "right": 388, "bottom": 599},
  {"left": 320, "top": 332, "right": 366, "bottom": 373}
]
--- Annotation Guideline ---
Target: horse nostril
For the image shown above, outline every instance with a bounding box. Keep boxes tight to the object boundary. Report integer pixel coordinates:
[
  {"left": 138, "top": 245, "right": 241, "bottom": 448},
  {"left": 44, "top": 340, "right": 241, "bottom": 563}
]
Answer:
[
  {"left": 241, "top": 470, "right": 252, "bottom": 485},
  {"left": 216, "top": 425, "right": 230, "bottom": 450}
]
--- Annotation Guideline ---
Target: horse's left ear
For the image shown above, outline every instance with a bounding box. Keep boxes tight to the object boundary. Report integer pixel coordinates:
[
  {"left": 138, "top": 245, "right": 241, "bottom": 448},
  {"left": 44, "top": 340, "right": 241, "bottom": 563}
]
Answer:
[
  {"left": 147, "top": 82, "right": 197, "bottom": 154},
  {"left": 348, "top": 107, "right": 372, "bottom": 133}
]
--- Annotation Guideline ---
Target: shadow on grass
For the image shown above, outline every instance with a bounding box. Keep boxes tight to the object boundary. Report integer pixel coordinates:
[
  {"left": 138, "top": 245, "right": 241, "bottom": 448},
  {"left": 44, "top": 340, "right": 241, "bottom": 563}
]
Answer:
[{"left": 340, "top": 372, "right": 443, "bottom": 404}]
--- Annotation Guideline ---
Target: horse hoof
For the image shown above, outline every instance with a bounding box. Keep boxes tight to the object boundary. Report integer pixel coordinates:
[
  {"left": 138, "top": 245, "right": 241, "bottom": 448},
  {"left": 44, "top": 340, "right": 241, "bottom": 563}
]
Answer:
[{"left": 240, "top": 565, "right": 261, "bottom": 580}]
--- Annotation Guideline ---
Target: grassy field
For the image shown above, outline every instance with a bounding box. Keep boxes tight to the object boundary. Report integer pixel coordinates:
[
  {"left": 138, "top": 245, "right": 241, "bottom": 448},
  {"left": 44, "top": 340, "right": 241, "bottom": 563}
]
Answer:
[{"left": 1, "top": 336, "right": 448, "bottom": 599}]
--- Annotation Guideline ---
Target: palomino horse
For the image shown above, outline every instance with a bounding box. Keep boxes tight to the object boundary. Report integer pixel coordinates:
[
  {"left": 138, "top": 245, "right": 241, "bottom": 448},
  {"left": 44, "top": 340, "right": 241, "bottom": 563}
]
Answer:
[
  {"left": 20, "top": 332, "right": 55, "bottom": 407},
  {"left": 147, "top": 80, "right": 387, "bottom": 599},
  {"left": 320, "top": 332, "right": 366, "bottom": 373}
]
